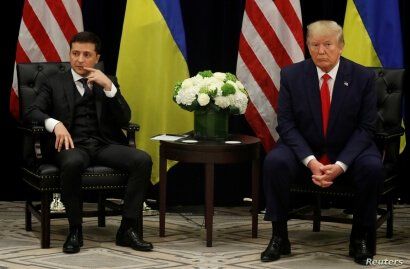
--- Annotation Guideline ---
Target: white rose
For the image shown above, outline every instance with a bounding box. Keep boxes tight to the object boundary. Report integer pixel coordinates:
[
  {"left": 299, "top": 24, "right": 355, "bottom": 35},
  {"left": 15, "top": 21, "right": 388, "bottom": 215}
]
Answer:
[
  {"left": 191, "top": 74, "right": 203, "bottom": 86},
  {"left": 207, "top": 76, "right": 221, "bottom": 86},
  {"left": 181, "top": 78, "right": 193, "bottom": 89},
  {"left": 214, "top": 96, "right": 231, "bottom": 109},
  {"left": 201, "top": 77, "right": 213, "bottom": 88},
  {"left": 213, "top": 72, "right": 226, "bottom": 82},
  {"left": 197, "top": 93, "right": 210, "bottom": 106},
  {"left": 175, "top": 87, "right": 197, "bottom": 106}
]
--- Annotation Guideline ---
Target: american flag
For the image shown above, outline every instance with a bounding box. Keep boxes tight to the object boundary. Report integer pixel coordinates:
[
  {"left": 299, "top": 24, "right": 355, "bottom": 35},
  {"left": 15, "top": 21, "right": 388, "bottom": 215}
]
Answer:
[
  {"left": 9, "top": 0, "right": 83, "bottom": 119},
  {"left": 236, "top": 0, "right": 305, "bottom": 151}
]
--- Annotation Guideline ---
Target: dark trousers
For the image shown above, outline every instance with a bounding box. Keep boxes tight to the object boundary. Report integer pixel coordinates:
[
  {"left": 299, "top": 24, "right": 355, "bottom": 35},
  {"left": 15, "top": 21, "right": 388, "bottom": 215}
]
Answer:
[
  {"left": 263, "top": 143, "right": 383, "bottom": 230},
  {"left": 55, "top": 138, "right": 152, "bottom": 226}
]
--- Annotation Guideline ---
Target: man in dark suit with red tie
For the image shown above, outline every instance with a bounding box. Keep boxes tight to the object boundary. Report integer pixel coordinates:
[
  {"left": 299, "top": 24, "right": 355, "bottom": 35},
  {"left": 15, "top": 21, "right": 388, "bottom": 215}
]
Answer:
[
  {"left": 25, "top": 32, "right": 153, "bottom": 254},
  {"left": 260, "top": 20, "right": 382, "bottom": 265}
]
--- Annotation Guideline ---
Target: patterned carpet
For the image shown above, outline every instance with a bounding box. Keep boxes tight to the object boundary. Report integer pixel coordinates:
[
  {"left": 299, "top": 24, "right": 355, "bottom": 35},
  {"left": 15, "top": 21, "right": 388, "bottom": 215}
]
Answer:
[{"left": 0, "top": 201, "right": 409, "bottom": 269}]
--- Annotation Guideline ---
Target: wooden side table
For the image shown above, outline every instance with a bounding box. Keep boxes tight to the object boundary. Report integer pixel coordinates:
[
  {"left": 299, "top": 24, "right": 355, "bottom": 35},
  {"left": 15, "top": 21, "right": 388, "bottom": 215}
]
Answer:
[{"left": 159, "top": 134, "right": 261, "bottom": 247}]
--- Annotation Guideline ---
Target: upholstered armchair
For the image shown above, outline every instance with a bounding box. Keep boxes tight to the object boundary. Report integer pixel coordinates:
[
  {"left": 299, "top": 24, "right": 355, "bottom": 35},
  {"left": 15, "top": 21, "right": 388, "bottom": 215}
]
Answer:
[
  {"left": 289, "top": 68, "right": 405, "bottom": 238},
  {"left": 17, "top": 62, "right": 141, "bottom": 248}
]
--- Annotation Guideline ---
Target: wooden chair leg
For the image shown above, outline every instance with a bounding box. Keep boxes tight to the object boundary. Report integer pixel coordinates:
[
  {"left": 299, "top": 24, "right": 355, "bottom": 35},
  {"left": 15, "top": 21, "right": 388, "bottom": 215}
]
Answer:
[
  {"left": 313, "top": 195, "right": 321, "bottom": 232},
  {"left": 98, "top": 192, "right": 106, "bottom": 227},
  {"left": 386, "top": 198, "right": 393, "bottom": 238},
  {"left": 25, "top": 200, "right": 32, "bottom": 231},
  {"left": 41, "top": 193, "right": 51, "bottom": 248}
]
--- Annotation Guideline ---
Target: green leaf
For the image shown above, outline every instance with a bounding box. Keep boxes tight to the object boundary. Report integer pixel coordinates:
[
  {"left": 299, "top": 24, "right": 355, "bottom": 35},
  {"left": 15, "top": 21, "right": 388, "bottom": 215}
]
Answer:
[
  {"left": 225, "top": 72, "right": 237, "bottom": 82},
  {"left": 173, "top": 82, "right": 182, "bottom": 97},
  {"left": 198, "top": 70, "right": 213, "bottom": 78},
  {"left": 221, "top": 83, "right": 236, "bottom": 96}
]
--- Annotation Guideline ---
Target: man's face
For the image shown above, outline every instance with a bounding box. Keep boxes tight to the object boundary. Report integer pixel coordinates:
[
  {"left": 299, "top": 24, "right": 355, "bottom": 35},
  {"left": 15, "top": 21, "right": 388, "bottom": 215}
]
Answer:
[
  {"left": 307, "top": 34, "right": 343, "bottom": 73},
  {"left": 69, "top": 42, "right": 100, "bottom": 76}
]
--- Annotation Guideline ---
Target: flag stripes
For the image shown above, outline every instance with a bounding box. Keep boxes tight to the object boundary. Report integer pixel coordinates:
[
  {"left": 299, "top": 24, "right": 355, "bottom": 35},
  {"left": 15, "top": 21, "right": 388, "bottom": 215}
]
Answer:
[
  {"left": 237, "top": 0, "right": 304, "bottom": 151},
  {"left": 9, "top": 0, "right": 83, "bottom": 119},
  {"left": 238, "top": 32, "right": 279, "bottom": 110}
]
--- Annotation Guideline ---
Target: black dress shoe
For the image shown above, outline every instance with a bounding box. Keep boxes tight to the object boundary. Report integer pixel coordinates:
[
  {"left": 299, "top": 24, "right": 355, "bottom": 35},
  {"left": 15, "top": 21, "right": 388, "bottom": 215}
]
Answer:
[
  {"left": 116, "top": 227, "right": 153, "bottom": 251},
  {"left": 349, "top": 238, "right": 373, "bottom": 265},
  {"left": 261, "top": 236, "right": 291, "bottom": 262},
  {"left": 63, "top": 227, "right": 83, "bottom": 254}
]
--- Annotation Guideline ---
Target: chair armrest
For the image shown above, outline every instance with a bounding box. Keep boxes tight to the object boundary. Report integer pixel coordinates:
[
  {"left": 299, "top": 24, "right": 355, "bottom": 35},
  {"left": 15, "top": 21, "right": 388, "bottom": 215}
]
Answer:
[
  {"left": 18, "top": 124, "right": 47, "bottom": 135},
  {"left": 375, "top": 126, "right": 404, "bottom": 164},
  {"left": 18, "top": 123, "right": 49, "bottom": 164},
  {"left": 375, "top": 126, "right": 404, "bottom": 141},
  {"left": 122, "top": 122, "right": 140, "bottom": 132},
  {"left": 122, "top": 122, "right": 140, "bottom": 148}
]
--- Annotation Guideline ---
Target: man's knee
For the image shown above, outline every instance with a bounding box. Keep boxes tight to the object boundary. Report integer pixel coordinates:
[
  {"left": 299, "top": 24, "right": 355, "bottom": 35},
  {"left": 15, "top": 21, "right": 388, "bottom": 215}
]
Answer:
[
  {"left": 354, "top": 156, "right": 384, "bottom": 187},
  {"left": 128, "top": 150, "right": 152, "bottom": 171},
  {"left": 263, "top": 149, "right": 293, "bottom": 174},
  {"left": 359, "top": 156, "right": 382, "bottom": 175},
  {"left": 60, "top": 158, "right": 85, "bottom": 172}
]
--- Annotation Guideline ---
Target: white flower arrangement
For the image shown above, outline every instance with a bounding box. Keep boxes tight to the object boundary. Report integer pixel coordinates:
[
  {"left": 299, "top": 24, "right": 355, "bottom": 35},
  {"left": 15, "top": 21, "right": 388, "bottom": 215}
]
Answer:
[{"left": 173, "top": 70, "right": 249, "bottom": 114}]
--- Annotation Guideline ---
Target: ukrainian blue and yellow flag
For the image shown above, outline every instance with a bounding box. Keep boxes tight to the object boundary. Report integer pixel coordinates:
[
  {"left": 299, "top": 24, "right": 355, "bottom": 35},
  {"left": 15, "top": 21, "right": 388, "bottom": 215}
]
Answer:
[
  {"left": 342, "top": 0, "right": 405, "bottom": 151},
  {"left": 117, "top": 0, "right": 192, "bottom": 183}
]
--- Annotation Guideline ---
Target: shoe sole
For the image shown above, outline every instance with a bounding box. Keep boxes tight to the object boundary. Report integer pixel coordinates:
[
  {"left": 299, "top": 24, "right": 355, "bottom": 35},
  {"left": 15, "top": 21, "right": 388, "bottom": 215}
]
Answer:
[
  {"left": 63, "top": 241, "right": 82, "bottom": 254},
  {"left": 260, "top": 249, "right": 291, "bottom": 262},
  {"left": 63, "top": 247, "right": 80, "bottom": 254},
  {"left": 115, "top": 241, "right": 153, "bottom": 251}
]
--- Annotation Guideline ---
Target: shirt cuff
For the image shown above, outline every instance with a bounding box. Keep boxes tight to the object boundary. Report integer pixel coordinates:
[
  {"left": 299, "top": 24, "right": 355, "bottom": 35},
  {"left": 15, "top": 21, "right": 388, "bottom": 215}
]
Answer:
[
  {"left": 302, "top": 155, "right": 316, "bottom": 167},
  {"left": 104, "top": 83, "right": 117, "bottom": 97},
  {"left": 335, "top": 161, "right": 348, "bottom": 172},
  {"left": 45, "top": 118, "right": 60, "bottom": 133}
]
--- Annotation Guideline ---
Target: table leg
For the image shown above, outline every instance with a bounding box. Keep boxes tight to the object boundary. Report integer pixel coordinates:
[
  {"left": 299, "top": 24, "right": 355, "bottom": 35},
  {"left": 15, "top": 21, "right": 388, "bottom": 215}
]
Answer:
[
  {"left": 205, "top": 163, "right": 214, "bottom": 247},
  {"left": 252, "top": 159, "right": 260, "bottom": 238},
  {"left": 159, "top": 154, "right": 167, "bottom": 237}
]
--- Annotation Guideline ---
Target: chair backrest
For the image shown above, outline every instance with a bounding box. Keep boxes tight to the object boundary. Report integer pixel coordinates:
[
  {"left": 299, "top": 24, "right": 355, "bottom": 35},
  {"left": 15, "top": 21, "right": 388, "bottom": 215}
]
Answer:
[
  {"left": 371, "top": 68, "right": 405, "bottom": 135},
  {"left": 17, "top": 62, "right": 71, "bottom": 123},
  {"left": 16, "top": 61, "right": 104, "bottom": 123}
]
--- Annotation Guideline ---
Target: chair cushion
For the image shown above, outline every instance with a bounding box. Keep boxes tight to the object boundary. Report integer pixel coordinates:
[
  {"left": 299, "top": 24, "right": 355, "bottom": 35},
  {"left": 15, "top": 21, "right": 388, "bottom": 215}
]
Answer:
[{"left": 21, "top": 165, "right": 128, "bottom": 192}]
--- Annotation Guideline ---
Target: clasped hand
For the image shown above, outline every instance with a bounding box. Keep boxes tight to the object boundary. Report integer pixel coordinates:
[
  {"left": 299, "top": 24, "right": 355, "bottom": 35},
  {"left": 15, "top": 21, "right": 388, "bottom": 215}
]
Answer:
[
  {"left": 54, "top": 122, "right": 74, "bottom": 152},
  {"left": 307, "top": 159, "right": 343, "bottom": 188}
]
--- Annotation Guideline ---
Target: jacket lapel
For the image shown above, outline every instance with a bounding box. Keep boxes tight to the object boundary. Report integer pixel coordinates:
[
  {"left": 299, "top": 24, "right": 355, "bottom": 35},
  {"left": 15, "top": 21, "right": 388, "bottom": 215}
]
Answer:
[
  {"left": 305, "top": 60, "right": 323, "bottom": 135},
  {"left": 328, "top": 57, "right": 351, "bottom": 134},
  {"left": 93, "top": 84, "right": 104, "bottom": 122},
  {"left": 63, "top": 71, "right": 75, "bottom": 120}
]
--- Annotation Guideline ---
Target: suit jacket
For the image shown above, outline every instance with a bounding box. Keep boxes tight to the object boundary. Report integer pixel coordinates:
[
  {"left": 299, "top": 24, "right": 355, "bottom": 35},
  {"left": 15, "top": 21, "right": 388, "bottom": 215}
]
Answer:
[
  {"left": 276, "top": 57, "right": 378, "bottom": 166},
  {"left": 25, "top": 70, "right": 131, "bottom": 145}
]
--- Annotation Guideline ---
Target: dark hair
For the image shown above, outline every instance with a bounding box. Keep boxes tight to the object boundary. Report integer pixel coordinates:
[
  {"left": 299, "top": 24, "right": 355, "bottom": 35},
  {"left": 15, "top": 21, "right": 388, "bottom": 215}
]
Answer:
[{"left": 69, "top": 31, "right": 102, "bottom": 54}]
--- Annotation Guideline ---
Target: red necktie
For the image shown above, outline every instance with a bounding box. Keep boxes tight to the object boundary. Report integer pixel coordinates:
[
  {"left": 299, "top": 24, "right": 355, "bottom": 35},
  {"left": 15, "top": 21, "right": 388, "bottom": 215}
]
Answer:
[{"left": 318, "top": 73, "right": 331, "bottom": 165}]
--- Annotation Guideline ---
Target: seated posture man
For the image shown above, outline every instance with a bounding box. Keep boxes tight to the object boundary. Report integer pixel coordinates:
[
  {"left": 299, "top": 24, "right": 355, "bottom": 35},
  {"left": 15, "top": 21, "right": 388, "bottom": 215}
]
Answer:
[
  {"left": 25, "top": 31, "right": 153, "bottom": 254},
  {"left": 261, "top": 20, "right": 382, "bottom": 265}
]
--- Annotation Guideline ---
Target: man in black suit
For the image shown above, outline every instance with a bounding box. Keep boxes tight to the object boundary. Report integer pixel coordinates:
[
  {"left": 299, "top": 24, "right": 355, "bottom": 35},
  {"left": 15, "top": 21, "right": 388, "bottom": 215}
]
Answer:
[
  {"left": 25, "top": 31, "right": 153, "bottom": 254},
  {"left": 260, "top": 21, "right": 383, "bottom": 265}
]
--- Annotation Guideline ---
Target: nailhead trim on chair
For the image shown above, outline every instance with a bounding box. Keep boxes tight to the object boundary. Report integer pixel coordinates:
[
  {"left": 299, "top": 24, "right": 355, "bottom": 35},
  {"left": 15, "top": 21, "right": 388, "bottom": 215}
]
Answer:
[
  {"left": 22, "top": 168, "right": 128, "bottom": 192},
  {"left": 290, "top": 188, "right": 355, "bottom": 197},
  {"left": 22, "top": 167, "right": 128, "bottom": 179}
]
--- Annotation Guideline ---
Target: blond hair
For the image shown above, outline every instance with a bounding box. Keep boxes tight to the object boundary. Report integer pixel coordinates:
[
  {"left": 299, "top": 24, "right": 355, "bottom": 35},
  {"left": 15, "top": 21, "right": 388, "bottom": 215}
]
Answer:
[{"left": 306, "top": 20, "right": 344, "bottom": 47}]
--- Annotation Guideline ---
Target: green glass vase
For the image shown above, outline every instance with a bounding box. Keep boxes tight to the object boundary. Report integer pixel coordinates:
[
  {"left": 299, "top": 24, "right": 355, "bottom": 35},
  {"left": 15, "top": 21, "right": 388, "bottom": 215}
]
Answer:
[{"left": 194, "top": 109, "right": 229, "bottom": 140}]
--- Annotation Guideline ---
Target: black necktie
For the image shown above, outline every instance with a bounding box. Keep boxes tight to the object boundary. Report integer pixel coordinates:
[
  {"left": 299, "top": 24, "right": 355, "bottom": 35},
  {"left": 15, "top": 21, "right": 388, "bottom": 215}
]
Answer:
[{"left": 79, "top": 78, "right": 92, "bottom": 95}]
